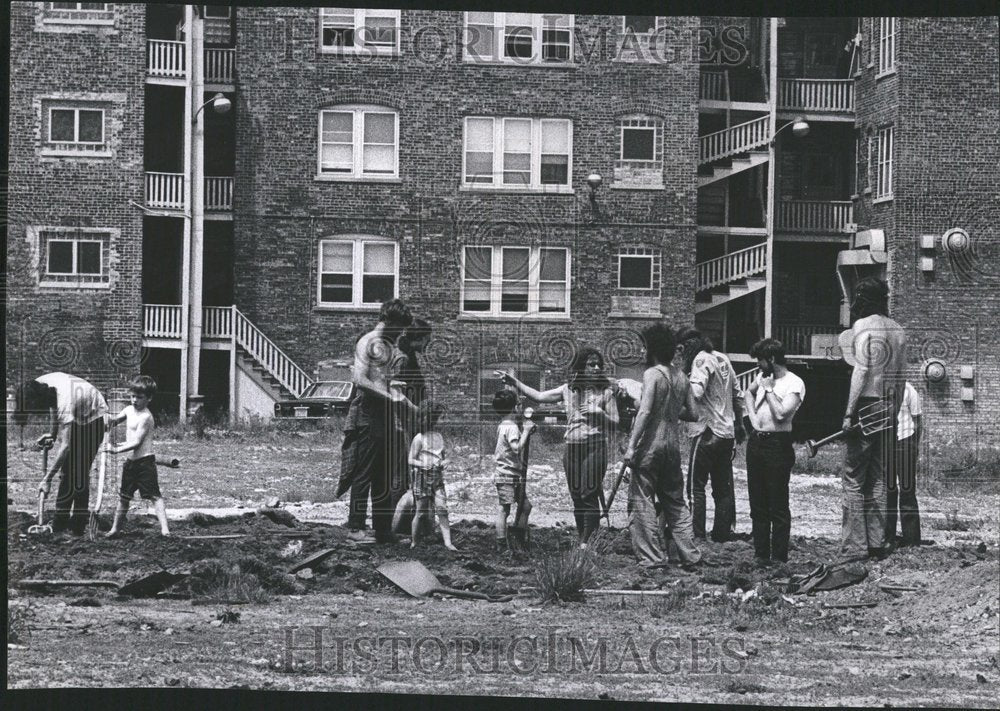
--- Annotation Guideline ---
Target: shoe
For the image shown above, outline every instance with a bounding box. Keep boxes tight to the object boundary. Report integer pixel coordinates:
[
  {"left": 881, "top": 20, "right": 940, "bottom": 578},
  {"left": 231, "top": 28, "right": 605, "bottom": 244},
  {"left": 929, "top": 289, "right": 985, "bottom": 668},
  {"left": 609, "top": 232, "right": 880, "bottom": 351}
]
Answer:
[
  {"left": 374, "top": 532, "right": 398, "bottom": 545},
  {"left": 753, "top": 556, "right": 772, "bottom": 569},
  {"left": 346, "top": 520, "right": 368, "bottom": 532},
  {"left": 867, "top": 547, "right": 890, "bottom": 561}
]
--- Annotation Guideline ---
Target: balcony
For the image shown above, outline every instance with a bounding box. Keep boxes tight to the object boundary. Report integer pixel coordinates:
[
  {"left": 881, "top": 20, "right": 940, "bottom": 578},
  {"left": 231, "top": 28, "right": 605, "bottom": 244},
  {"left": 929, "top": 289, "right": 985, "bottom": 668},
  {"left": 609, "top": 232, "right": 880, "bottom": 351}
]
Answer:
[
  {"left": 145, "top": 172, "right": 234, "bottom": 212},
  {"left": 147, "top": 41, "right": 235, "bottom": 85},
  {"left": 143, "top": 305, "right": 233, "bottom": 340},
  {"left": 777, "top": 79, "right": 854, "bottom": 119},
  {"left": 773, "top": 323, "right": 842, "bottom": 356},
  {"left": 699, "top": 69, "right": 767, "bottom": 109},
  {"left": 776, "top": 200, "right": 853, "bottom": 235}
]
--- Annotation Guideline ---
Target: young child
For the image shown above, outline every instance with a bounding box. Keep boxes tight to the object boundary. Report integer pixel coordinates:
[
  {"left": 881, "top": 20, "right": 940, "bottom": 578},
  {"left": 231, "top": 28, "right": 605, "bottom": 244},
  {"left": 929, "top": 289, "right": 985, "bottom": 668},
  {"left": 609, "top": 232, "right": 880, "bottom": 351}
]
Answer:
[
  {"left": 407, "top": 400, "right": 457, "bottom": 551},
  {"left": 492, "top": 389, "right": 535, "bottom": 553},
  {"left": 104, "top": 376, "right": 170, "bottom": 538}
]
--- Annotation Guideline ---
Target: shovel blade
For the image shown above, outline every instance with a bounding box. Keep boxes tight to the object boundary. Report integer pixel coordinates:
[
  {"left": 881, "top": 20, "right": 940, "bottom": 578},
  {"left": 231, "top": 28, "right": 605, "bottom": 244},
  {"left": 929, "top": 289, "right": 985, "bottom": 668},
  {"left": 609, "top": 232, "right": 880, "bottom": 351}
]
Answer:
[{"left": 376, "top": 560, "right": 443, "bottom": 598}]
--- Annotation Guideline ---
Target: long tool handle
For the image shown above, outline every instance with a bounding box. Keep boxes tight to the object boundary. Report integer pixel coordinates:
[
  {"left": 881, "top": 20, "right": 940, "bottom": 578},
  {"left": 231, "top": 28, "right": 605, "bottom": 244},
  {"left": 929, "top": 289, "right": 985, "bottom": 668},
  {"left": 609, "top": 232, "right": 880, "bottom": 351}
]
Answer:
[
  {"left": 433, "top": 587, "right": 513, "bottom": 603},
  {"left": 36, "top": 490, "right": 46, "bottom": 527},
  {"left": 93, "top": 432, "right": 110, "bottom": 515},
  {"left": 603, "top": 461, "right": 630, "bottom": 519},
  {"left": 805, "top": 427, "right": 853, "bottom": 458}
]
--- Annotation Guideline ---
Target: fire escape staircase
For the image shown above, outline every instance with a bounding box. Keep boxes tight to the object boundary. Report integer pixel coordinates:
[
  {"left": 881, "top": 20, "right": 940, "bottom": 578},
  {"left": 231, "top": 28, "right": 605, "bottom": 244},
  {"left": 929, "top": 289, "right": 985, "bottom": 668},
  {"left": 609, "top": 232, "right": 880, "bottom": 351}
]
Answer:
[
  {"left": 698, "top": 115, "right": 771, "bottom": 188},
  {"left": 230, "top": 307, "right": 314, "bottom": 401},
  {"left": 694, "top": 243, "right": 768, "bottom": 314}
]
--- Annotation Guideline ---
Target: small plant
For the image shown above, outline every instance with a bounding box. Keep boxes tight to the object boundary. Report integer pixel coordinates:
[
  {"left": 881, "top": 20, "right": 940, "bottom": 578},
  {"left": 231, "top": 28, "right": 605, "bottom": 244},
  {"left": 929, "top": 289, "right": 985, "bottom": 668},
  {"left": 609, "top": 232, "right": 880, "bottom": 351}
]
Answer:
[
  {"left": 725, "top": 679, "right": 768, "bottom": 695},
  {"left": 934, "top": 507, "right": 970, "bottom": 532},
  {"left": 534, "top": 547, "right": 597, "bottom": 603},
  {"left": 8, "top": 603, "right": 32, "bottom": 645}
]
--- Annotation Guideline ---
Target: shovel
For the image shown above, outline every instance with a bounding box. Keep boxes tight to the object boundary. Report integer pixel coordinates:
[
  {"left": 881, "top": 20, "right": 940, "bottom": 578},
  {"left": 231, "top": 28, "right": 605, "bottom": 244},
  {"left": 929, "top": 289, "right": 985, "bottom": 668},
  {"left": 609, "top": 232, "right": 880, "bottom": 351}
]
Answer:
[
  {"left": 28, "top": 444, "right": 53, "bottom": 536},
  {"left": 377, "top": 561, "right": 513, "bottom": 602}
]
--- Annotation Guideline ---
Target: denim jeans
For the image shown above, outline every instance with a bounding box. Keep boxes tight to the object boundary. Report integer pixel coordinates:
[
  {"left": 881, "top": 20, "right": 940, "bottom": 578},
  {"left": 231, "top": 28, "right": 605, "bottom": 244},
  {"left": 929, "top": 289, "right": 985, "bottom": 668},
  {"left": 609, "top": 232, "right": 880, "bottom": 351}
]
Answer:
[
  {"left": 746, "top": 431, "right": 794, "bottom": 562},
  {"left": 841, "top": 398, "right": 894, "bottom": 555},
  {"left": 628, "top": 448, "right": 702, "bottom": 567},
  {"left": 687, "top": 429, "right": 736, "bottom": 540}
]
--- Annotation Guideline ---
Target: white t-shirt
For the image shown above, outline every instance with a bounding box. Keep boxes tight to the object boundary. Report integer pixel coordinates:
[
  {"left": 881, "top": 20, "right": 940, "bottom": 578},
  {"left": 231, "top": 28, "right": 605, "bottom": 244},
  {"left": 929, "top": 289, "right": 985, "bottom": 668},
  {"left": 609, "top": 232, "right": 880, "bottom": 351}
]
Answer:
[
  {"left": 35, "top": 372, "right": 108, "bottom": 426},
  {"left": 744, "top": 370, "right": 805, "bottom": 433},
  {"left": 896, "top": 382, "right": 922, "bottom": 440}
]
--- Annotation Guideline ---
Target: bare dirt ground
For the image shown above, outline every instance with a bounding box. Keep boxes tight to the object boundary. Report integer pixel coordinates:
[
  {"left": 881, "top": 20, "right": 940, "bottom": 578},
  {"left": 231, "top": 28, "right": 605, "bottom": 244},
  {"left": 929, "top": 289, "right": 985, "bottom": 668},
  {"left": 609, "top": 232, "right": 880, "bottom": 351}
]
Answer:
[{"left": 6, "top": 423, "right": 1000, "bottom": 704}]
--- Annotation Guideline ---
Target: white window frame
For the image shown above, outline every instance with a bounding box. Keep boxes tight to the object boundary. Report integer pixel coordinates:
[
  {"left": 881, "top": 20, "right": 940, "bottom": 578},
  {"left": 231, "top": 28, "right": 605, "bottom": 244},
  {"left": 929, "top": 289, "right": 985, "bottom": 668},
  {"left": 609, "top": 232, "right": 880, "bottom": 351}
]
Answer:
[
  {"left": 462, "top": 116, "right": 573, "bottom": 192},
  {"left": 621, "top": 15, "right": 666, "bottom": 43},
  {"left": 203, "top": 5, "right": 231, "bottom": 19},
  {"left": 318, "top": 8, "right": 401, "bottom": 55},
  {"left": 877, "top": 17, "right": 897, "bottom": 76},
  {"left": 616, "top": 247, "right": 661, "bottom": 291},
  {"left": 617, "top": 114, "right": 663, "bottom": 167},
  {"left": 460, "top": 245, "right": 571, "bottom": 317},
  {"left": 47, "top": 106, "right": 105, "bottom": 148},
  {"left": 317, "top": 106, "right": 399, "bottom": 181},
  {"left": 43, "top": 2, "right": 113, "bottom": 25},
  {"left": 317, "top": 237, "right": 399, "bottom": 309},
  {"left": 874, "top": 125, "right": 893, "bottom": 201},
  {"left": 463, "top": 12, "right": 574, "bottom": 65},
  {"left": 45, "top": 238, "right": 103, "bottom": 277},
  {"left": 33, "top": 226, "right": 113, "bottom": 289}
]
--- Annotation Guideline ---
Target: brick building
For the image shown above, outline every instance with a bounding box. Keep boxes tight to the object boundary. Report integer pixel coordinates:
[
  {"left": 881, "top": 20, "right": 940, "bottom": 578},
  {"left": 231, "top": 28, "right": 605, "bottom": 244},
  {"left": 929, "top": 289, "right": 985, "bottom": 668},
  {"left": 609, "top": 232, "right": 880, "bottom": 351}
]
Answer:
[{"left": 7, "top": 7, "right": 999, "bottom": 455}]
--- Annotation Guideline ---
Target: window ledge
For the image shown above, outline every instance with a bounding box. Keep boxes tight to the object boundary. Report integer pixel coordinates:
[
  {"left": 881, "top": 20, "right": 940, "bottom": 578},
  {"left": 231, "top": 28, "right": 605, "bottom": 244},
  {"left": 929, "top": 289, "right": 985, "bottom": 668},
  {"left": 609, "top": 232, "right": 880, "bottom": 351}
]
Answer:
[
  {"left": 462, "top": 59, "right": 578, "bottom": 69},
  {"left": 610, "top": 183, "right": 665, "bottom": 191},
  {"left": 41, "top": 148, "right": 112, "bottom": 158},
  {"left": 459, "top": 185, "right": 575, "bottom": 195},
  {"left": 314, "top": 304, "right": 383, "bottom": 313},
  {"left": 318, "top": 47, "right": 401, "bottom": 58},
  {"left": 849, "top": 193, "right": 860, "bottom": 201},
  {"left": 607, "top": 311, "right": 662, "bottom": 320},
  {"left": 314, "top": 174, "right": 402, "bottom": 184},
  {"left": 42, "top": 17, "right": 114, "bottom": 26},
  {"left": 875, "top": 68, "right": 897, "bottom": 81},
  {"left": 39, "top": 280, "right": 110, "bottom": 290},
  {"left": 872, "top": 195, "right": 894, "bottom": 205},
  {"left": 457, "top": 313, "right": 572, "bottom": 322}
]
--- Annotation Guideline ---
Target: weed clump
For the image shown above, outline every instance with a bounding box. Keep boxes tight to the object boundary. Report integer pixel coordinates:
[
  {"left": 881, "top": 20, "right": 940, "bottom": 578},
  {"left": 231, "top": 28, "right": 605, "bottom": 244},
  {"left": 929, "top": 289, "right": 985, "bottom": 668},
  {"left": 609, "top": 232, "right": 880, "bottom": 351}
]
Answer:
[
  {"left": 534, "top": 547, "right": 597, "bottom": 603},
  {"left": 934, "top": 507, "right": 970, "bottom": 532},
  {"left": 188, "top": 555, "right": 300, "bottom": 602}
]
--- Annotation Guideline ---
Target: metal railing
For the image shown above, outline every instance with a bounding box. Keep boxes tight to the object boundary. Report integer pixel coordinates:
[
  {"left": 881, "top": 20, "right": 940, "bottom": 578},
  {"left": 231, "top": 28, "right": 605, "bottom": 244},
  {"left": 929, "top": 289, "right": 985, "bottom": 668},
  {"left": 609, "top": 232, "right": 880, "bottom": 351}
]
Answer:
[
  {"left": 143, "top": 304, "right": 183, "bottom": 338},
  {"left": 773, "top": 323, "right": 841, "bottom": 355},
  {"left": 147, "top": 40, "right": 186, "bottom": 79},
  {"left": 205, "top": 48, "right": 235, "bottom": 84},
  {"left": 145, "top": 172, "right": 185, "bottom": 210},
  {"left": 777, "top": 78, "right": 854, "bottom": 113},
  {"left": 699, "top": 115, "right": 771, "bottom": 164},
  {"left": 205, "top": 177, "right": 234, "bottom": 211},
  {"left": 696, "top": 243, "right": 767, "bottom": 292},
  {"left": 776, "top": 200, "right": 854, "bottom": 233}
]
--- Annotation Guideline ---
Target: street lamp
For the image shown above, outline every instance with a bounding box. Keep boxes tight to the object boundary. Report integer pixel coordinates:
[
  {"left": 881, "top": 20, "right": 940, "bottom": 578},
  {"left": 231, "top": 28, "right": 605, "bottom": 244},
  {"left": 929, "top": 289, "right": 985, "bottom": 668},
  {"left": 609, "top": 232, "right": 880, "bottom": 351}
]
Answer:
[
  {"left": 192, "top": 92, "right": 231, "bottom": 123},
  {"left": 769, "top": 116, "right": 810, "bottom": 146}
]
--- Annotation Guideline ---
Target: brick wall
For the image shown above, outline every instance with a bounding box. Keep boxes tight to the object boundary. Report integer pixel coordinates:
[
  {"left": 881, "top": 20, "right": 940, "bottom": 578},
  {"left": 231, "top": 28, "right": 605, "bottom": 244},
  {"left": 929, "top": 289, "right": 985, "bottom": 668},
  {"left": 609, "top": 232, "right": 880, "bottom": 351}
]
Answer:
[
  {"left": 233, "top": 10, "right": 700, "bottom": 415},
  {"left": 6, "top": 2, "right": 146, "bottom": 393}
]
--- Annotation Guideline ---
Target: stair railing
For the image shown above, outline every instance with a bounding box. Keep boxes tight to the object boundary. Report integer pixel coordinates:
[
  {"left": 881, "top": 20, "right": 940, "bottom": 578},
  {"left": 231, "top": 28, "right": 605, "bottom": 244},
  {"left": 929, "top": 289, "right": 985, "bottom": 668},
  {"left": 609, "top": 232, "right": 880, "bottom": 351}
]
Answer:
[
  {"left": 231, "top": 306, "right": 313, "bottom": 398},
  {"left": 696, "top": 243, "right": 768, "bottom": 292},
  {"left": 699, "top": 115, "right": 771, "bottom": 164}
]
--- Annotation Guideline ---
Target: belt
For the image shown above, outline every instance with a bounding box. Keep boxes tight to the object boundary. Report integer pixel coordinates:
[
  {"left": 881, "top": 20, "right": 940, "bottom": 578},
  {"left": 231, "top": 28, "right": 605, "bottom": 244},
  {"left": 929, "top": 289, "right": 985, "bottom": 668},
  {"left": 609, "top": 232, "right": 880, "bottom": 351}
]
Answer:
[{"left": 750, "top": 430, "right": 791, "bottom": 439}]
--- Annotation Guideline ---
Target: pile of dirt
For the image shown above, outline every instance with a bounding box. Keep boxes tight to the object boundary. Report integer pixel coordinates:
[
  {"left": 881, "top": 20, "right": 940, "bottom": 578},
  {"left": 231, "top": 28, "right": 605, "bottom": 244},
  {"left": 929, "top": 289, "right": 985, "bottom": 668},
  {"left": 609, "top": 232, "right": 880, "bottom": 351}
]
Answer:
[{"left": 898, "top": 547, "right": 999, "bottom": 628}]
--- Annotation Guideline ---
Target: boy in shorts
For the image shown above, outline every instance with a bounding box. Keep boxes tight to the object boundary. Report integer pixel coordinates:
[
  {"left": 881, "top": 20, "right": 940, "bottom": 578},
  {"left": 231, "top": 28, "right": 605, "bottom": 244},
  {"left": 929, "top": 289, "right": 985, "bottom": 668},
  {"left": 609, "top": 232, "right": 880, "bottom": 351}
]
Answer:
[
  {"left": 104, "top": 376, "right": 170, "bottom": 537},
  {"left": 407, "top": 400, "right": 457, "bottom": 550},
  {"left": 493, "top": 389, "right": 535, "bottom": 553}
]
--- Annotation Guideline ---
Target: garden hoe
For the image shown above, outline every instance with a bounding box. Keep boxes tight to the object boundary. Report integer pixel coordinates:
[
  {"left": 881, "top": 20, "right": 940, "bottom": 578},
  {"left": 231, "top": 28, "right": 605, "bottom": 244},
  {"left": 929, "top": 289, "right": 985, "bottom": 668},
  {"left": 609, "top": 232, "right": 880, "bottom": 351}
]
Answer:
[{"left": 28, "top": 442, "right": 54, "bottom": 536}]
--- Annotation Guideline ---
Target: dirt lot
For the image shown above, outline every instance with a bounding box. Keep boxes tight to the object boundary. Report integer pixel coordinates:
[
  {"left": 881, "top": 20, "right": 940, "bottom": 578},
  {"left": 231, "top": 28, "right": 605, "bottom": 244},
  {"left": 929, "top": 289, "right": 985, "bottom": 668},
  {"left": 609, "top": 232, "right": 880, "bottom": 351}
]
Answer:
[{"left": 6, "top": 423, "right": 1000, "bottom": 704}]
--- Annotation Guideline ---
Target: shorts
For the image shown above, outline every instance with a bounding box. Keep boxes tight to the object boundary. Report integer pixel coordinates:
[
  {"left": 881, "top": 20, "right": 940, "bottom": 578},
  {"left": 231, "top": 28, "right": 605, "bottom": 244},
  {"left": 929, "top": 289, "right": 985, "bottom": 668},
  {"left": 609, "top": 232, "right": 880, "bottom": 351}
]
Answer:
[
  {"left": 496, "top": 480, "right": 525, "bottom": 506},
  {"left": 411, "top": 465, "right": 444, "bottom": 500},
  {"left": 120, "top": 455, "right": 162, "bottom": 501}
]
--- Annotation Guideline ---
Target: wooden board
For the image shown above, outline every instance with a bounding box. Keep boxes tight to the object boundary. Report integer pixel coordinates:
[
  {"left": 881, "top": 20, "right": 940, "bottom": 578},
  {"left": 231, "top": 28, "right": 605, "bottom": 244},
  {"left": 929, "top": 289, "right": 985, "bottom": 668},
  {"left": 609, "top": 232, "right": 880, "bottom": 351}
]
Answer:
[{"left": 287, "top": 547, "right": 338, "bottom": 574}]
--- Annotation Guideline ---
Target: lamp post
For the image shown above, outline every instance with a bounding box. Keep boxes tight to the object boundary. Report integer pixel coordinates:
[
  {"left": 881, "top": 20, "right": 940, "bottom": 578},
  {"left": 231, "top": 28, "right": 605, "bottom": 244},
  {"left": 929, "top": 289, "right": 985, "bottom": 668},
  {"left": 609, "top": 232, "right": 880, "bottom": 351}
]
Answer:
[
  {"left": 586, "top": 173, "right": 602, "bottom": 222},
  {"left": 769, "top": 116, "right": 810, "bottom": 146}
]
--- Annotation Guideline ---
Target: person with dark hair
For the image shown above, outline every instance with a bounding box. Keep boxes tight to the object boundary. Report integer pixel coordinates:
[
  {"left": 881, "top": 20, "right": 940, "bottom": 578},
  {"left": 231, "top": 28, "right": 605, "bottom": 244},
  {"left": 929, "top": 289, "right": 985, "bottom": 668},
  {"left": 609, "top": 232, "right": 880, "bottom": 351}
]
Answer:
[
  {"left": 491, "top": 388, "right": 535, "bottom": 552},
  {"left": 841, "top": 277, "right": 906, "bottom": 559},
  {"left": 337, "top": 298, "right": 417, "bottom": 544},
  {"left": 622, "top": 323, "right": 702, "bottom": 569},
  {"left": 14, "top": 372, "right": 108, "bottom": 536},
  {"left": 498, "top": 345, "right": 619, "bottom": 547},
  {"left": 405, "top": 400, "right": 457, "bottom": 551},
  {"left": 743, "top": 338, "right": 805, "bottom": 567},
  {"left": 675, "top": 327, "right": 744, "bottom": 542}
]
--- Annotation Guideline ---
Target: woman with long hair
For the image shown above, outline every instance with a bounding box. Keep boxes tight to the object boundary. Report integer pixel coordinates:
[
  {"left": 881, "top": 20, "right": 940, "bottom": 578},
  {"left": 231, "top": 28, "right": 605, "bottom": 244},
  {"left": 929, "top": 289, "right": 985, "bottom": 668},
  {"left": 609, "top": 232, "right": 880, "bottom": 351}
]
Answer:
[{"left": 498, "top": 346, "right": 619, "bottom": 547}]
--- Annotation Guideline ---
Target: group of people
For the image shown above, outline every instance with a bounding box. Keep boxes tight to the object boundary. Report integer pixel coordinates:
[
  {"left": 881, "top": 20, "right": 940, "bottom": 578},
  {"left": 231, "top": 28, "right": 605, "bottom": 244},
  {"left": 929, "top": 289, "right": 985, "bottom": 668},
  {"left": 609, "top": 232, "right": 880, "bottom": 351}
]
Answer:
[{"left": 339, "top": 276, "right": 923, "bottom": 570}]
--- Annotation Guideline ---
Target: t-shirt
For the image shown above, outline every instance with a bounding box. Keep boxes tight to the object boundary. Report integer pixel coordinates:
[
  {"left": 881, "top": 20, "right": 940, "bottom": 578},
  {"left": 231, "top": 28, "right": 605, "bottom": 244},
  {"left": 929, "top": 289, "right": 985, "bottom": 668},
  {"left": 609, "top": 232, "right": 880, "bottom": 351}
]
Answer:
[
  {"left": 411, "top": 431, "right": 445, "bottom": 470},
  {"left": 686, "top": 350, "right": 740, "bottom": 439},
  {"left": 896, "top": 382, "right": 922, "bottom": 441},
  {"left": 744, "top": 370, "right": 805, "bottom": 433},
  {"left": 35, "top": 372, "right": 107, "bottom": 426},
  {"left": 561, "top": 383, "right": 618, "bottom": 443},
  {"left": 494, "top": 419, "right": 525, "bottom": 484}
]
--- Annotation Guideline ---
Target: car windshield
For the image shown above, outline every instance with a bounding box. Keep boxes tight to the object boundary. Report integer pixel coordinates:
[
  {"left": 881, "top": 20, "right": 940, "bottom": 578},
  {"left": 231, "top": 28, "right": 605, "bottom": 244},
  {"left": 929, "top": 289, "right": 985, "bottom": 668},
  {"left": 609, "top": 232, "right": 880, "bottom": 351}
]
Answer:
[{"left": 307, "top": 382, "right": 352, "bottom": 399}]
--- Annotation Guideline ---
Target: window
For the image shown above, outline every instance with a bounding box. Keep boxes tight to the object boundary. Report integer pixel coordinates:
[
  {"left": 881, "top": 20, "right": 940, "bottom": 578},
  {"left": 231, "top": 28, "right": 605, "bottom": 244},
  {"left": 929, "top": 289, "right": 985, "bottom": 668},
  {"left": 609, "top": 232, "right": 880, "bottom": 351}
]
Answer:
[
  {"left": 618, "top": 115, "right": 662, "bottom": 166},
  {"left": 203, "top": 5, "right": 231, "bottom": 19},
  {"left": 853, "top": 130, "right": 863, "bottom": 195},
  {"left": 463, "top": 117, "right": 572, "bottom": 190},
  {"left": 464, "top": 13, "right": 573, "bottom": 64},
  {"left": 461, "top": 246, "right": 570, "bottom": 316},
  {"left": 875, "top": 126, "right": 893, "bottom": 200},
  {"left": 318, "top": 106, "right": 398, "bottom": 179},
  {"left": 319, "top": 8, "right": 400, "bottom": 54},
  {"left": 43, "top": 2, "right": 113, "bottom": 24},
  {"left": 44, "top": 105, "right": 107, "bottom": 155},
  {"left": 617, "top": 248, "right": 661, "bottom": 291},
  {"left": 877, "top": 17, "right": 896, "bottom": 75},
  {"left": 34, "top": 228, "right": 111, "bottom": 288},
  {"left": 318, "top": 238, "right": 398, "bottom": 307}
]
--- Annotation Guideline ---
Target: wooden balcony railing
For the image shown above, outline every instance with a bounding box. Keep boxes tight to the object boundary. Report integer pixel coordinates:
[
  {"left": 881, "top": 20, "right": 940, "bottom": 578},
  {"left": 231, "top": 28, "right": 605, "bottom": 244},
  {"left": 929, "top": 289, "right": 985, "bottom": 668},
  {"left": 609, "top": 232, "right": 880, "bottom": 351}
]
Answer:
[
  {"left": 773, "top": 323, "right": 841, "bottom": 355},
  {"left": 777, "top": 79, "right": 855, "bottom": 113},
  {"left": 205, "top": 177, "right": 234, "bottom": 211},
  {"left": 700, "top": 69, "right": 730, "bottom": 101},
  {"left": 737, "top": 367, "right": 760, "bottom": 395},
  {"left": 202, "top": 306, "right": 233, "bottom": 338},
  {"left": 205, "top": 48, "right": 235, "bottom": 84},
  {"left": 147, "top": 40, "right": 186, "bottom": 79},
  {"left": 143, "top": 304, "right": 183, "bottom": 339},
  {"left": 700, "top": 115, "right": 770, "bottom": 164},
  {"left": 145, "top": 172, "right": 185, "bottom": 210},
  {"left": 776, "top": 200, "right": 853, "bottom": 233},
  {"left": 696, "top": 243, "right": 767, "bottom": 292}
]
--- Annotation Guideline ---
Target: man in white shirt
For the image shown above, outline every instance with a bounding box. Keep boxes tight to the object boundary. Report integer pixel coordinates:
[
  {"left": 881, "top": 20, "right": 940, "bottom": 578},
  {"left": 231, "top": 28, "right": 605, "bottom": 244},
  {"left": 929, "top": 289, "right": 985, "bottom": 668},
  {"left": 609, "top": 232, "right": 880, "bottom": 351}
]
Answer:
[
  {"left": 886, "top": 381, "right": 922, "bottom": 546},
  {"left": 743, "top": 339, "right": 805, "bottom": 567},
  {"left": 13, "top": 372, "right": 108, "bottom": 535}
]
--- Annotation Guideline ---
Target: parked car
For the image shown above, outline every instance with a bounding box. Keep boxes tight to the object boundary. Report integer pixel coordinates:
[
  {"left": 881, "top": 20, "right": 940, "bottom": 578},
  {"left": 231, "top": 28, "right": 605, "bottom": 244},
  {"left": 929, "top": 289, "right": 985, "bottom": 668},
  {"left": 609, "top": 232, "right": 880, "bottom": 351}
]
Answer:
[{"left": 274, "top": 380, "right": 355, "bottom": 419}]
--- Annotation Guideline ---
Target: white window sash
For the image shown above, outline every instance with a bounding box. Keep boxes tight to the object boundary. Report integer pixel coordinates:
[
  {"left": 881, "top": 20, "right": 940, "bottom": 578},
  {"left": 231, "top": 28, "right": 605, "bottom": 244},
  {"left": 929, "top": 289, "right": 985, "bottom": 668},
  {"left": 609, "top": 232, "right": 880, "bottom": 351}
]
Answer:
[
  {"left": 48, "top": 107, "right": 105, "bottom": 145},
  {"left": 318, "top": 238, "right": 397, "bottom": 307},
  {"left": 203, "top": 6, "right": 231, "bottom": 19},
  {"left": 318, "top": 107, "right": 398, "bottom": 179},
  {"left": 49, "top": 3, "right": 110, "bottom": 11},
  {"left": 462, "top": 245, "right": 569, "bottom": 315},
  {"left": 320, "top": 8, "right": 400, "bottom": 53},
  {"left": 878, "top": 17, "right": 896, "bottom": 74},
  {"left": 46, "top": 237, "right": 104, "bottom": 276},
  {"left": 463, "top": 117, "right": 571, "bottom": 189},
  {"left": 464, "top": 12, "right": 573, "bottom": 63}
]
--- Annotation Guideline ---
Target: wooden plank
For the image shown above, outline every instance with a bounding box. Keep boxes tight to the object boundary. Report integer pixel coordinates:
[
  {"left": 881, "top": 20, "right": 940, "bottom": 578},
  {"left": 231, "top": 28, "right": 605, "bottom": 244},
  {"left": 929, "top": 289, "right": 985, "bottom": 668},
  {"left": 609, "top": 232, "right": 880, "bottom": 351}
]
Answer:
[
  {"left": 179, "top": 534, "right": 246, "bottom": 540},
  {"left": 287, "top": 547, "right": 338, "bottom": 574},
  {"left": 17, "top": 579, "right": 119, "bottom": 589}
]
